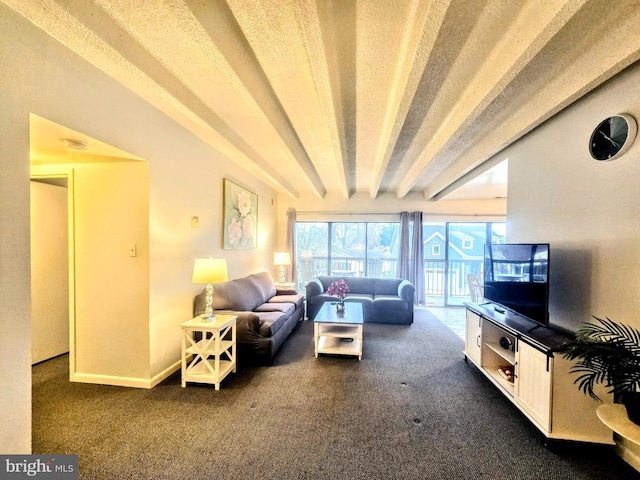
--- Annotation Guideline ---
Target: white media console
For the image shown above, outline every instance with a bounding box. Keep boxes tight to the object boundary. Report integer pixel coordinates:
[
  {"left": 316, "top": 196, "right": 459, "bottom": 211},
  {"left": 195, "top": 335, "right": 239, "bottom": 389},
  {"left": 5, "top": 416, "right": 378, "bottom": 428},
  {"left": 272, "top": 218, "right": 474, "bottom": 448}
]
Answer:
[{"left": 464, "top": 302, "right": 613, "bottom": 444}]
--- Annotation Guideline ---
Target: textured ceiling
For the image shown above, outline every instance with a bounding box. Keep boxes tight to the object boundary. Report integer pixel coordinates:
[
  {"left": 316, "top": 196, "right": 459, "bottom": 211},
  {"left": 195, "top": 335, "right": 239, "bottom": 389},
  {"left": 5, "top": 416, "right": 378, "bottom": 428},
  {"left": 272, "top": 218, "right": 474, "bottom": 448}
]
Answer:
[{"left": 8, "top": 0, "right": 640, "bottom": 200}]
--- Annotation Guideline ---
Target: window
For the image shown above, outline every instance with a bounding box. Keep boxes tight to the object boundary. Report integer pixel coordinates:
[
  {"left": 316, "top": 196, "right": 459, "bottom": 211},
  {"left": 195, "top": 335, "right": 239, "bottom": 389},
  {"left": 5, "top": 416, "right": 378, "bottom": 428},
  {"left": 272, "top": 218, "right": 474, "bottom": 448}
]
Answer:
[
  {"left": 366, "top": 223, "right": 399, "bottom": 278},
  {"left": 296, "top": 223, "right": 328, "bottom": 291},
  {"left": 331, "top": 223, "right": 366, "bottom": 276},
  {"left": 295, "top": 221, "right": 400, "bottom": 290},
  {"left": 295, "top": 219, "right": 505, "bottom": 304}
]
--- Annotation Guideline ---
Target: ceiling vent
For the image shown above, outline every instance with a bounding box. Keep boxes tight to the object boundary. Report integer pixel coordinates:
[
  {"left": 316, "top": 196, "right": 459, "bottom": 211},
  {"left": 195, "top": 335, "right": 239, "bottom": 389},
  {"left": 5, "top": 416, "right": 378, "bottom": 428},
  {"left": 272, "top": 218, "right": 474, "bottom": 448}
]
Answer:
[{"left": 60, "top": 138, "right": 88, "bottom": 150}]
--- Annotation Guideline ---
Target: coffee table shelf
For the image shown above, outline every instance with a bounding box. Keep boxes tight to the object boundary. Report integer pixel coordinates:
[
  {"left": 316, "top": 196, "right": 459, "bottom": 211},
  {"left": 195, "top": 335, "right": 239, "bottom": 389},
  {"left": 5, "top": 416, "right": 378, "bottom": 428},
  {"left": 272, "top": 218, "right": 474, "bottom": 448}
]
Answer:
[
  {"left": 314, "top": 303, "right": 363, "bottom": 360},
  {"left": 317, "top": 336, "right": 362, "bottom": 357}
]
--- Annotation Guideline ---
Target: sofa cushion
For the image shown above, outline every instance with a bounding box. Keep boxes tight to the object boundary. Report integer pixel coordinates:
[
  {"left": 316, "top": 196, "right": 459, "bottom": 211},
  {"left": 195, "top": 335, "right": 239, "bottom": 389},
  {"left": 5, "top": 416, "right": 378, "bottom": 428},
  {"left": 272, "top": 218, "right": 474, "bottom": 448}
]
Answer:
[
  {"left": 344, "top": 293, "right": 374, "bottom": 306},
  {"left": 269, "top": 294, "right": 304, "bottom": 310},
  {"left": 275, "top": 285, "right": 297, "bottom": 295},
  {"left": 317, "top": 276, "right": 337, "bottom": 293},
  {"left": 254, "top": 302, "right": 295, "bottom": 317},
  {"left": 375, "top": 279, "right": 404, "bottom": 296},
  {"left": 345, "top": 277, "right": 376, "bottom": 295},
  {"left": 212, "top": 276, "right": 263, "bottom": 311},
  {"left": 373, "top": 295, "right": 410, "bottom": 310},
  {"left": 309, "top": 293, "right": 340, "bottom": 306},
  {"left": 255, "top": 311, "right": 288, "bottom": 337},
  {"left": 247, "top": 271, "right": 277, "bottom": 303},
  {"left": 345, "top": 295, "right": 374, "bottom": 319}
]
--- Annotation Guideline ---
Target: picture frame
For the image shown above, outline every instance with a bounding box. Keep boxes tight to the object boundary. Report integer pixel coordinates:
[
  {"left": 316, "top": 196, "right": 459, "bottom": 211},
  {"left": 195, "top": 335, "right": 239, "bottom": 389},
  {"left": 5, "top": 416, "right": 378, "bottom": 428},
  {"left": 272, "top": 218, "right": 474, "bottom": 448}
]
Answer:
[{"left": 223, "top": 179, "right": 258, "bottom": 249}]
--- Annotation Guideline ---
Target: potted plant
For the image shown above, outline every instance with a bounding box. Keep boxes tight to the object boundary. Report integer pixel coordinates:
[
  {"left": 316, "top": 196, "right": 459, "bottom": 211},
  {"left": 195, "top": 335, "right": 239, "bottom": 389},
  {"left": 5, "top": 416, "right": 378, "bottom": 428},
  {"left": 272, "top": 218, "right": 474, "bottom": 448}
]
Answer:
[
  {"left": 558, "top": 316, "right": 640, "bottom": 425},
  {"left": 326, "top": 279, "right": 350, "bottom": 313}
]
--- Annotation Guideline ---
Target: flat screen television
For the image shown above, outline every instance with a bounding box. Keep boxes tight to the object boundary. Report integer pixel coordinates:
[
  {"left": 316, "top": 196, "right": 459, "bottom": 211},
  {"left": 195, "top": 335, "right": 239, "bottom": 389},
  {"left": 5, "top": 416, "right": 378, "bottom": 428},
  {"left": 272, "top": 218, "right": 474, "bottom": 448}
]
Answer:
[{"left": 483, "top": 243, "right": 550, "bottom": 326}]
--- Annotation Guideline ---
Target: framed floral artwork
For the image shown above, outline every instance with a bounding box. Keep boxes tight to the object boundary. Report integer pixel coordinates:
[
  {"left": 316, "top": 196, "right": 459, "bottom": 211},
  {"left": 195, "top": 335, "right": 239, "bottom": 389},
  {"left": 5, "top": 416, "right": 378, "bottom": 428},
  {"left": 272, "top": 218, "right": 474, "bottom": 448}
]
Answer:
[{"left": 223, "top": 179, "right": 258, "bottom": 249}]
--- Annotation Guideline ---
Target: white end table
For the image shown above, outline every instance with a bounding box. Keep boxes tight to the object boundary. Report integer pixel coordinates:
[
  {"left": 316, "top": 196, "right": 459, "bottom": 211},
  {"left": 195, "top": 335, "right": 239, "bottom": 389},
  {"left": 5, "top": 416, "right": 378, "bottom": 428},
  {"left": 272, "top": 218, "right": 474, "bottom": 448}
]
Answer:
[{"left": 181, "top": 314, "right": 236, "bottom": 389}]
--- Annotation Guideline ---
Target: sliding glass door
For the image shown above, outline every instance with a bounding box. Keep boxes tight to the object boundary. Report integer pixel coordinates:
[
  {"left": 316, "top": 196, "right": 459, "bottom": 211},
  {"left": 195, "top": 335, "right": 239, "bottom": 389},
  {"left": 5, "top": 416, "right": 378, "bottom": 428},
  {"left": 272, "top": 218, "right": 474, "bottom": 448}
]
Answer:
[
  {"left": 424, "top": 222, "right": 506, "bottom": 306},
  {"left": 446, "top": 223, "right": 488, "bottom": 306},
  {"left": 423, "top": 223, "right": 446, "bottom": 306}
]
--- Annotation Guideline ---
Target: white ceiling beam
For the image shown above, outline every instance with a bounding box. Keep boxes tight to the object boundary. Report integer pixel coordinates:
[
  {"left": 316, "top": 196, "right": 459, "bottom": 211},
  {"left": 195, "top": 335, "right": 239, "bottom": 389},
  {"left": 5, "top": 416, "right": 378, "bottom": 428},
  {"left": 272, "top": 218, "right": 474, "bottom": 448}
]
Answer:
[
  {"left": 362, "top": 0, "right": 452, "bottom": 199},
  {"left": 395, "top": 0, "right": 588, "bottom": 198},
  {"left": 188, "top": 0, "right": 326, "bottom": 198}
]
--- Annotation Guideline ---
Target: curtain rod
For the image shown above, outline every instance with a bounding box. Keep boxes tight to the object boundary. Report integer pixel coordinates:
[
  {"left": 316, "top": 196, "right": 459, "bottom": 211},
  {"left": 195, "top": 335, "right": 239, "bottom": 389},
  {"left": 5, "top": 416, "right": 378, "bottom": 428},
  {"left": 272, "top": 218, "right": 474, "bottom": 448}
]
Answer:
[
  {"left": 295, "top": 211, "right": 505, "bottom": 217},
  {"left": 296, "top": 211, "right": 396, "bottom": 215}
]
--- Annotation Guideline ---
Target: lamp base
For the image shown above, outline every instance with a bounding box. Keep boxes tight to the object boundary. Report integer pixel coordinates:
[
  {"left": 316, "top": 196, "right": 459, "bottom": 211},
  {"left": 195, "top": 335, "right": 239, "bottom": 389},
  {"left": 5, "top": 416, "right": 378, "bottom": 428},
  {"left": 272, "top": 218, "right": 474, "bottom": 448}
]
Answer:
[
  {"left": 278, "top": 265, "right": 286, "bottom": 284},
  {"left": 204, "top": 283, "right": 215, "bottom": 321},
  {"left": 200, "top": 314, "right": 217, "bottom": 323}
]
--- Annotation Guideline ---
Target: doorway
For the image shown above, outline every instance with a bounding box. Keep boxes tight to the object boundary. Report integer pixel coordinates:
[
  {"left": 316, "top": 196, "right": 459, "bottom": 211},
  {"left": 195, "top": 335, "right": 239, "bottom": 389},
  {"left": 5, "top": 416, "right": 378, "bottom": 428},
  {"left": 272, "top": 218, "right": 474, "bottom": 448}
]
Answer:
[
  {"left": 30, "top": 170, "right": 77, "bottom": 379},
  {"left": 30, "top": 177, "right": 70, "bottom": 364}
]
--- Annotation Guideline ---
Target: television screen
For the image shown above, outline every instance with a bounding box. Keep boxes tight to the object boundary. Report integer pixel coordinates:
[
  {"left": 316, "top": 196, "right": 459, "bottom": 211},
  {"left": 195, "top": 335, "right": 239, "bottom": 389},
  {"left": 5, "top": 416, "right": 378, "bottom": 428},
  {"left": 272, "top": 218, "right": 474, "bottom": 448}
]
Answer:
[{"left": 483, "top": 243, "right": 549, "bottom": 325}]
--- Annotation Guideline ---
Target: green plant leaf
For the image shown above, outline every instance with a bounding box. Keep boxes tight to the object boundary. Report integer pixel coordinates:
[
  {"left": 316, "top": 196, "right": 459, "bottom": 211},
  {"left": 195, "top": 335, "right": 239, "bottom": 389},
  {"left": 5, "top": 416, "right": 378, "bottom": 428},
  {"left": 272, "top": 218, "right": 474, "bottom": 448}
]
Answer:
[{"left": 558, "top": 316, "right": 640, "bottom": 401}]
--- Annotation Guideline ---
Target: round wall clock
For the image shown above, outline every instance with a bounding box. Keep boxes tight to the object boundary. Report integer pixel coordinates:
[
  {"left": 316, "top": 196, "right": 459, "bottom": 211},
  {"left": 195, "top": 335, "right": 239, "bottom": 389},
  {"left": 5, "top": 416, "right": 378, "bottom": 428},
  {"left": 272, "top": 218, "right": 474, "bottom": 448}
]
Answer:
[{"left": 589, "top": 114, "right": 637, "bottom": 161}]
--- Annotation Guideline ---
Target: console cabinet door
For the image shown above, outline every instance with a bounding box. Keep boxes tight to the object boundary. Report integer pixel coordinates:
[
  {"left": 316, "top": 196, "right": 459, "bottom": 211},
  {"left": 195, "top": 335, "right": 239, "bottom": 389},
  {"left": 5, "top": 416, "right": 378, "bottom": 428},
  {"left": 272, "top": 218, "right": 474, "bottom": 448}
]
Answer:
[
  {"left": 465, "top": 309, "right": 482, "bottom": 365},
  {"left": 516, "top": 341, "right": 552, "bottom": 432}
]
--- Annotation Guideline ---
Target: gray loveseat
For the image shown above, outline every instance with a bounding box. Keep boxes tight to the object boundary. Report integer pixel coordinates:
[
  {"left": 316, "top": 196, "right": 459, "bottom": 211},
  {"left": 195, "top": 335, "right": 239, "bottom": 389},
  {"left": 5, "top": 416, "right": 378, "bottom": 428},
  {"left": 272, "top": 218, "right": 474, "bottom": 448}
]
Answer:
[
  {"left": 194, "top": 272, "right": 304, "bottom": 365},
  {"left": 305, "top": 275, "right": 415, "bottom": 325}
]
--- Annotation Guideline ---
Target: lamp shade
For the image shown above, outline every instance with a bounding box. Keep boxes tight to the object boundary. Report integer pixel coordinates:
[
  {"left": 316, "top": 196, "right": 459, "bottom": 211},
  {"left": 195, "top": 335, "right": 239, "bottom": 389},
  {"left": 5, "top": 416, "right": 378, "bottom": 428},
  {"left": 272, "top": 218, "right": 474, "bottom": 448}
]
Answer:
[
  {"left": 192, "top": 258, "right": 228, "bottom": 284},
  {"left": 273, "top": 252, "right": 291, "bottom": 266}
]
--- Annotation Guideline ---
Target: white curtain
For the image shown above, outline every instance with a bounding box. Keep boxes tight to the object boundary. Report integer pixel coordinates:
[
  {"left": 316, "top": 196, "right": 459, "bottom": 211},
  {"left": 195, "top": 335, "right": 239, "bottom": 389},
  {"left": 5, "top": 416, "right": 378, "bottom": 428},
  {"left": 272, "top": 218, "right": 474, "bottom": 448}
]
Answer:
[{"left": 286, "top": 208, "right": 296, "bottom": 285}]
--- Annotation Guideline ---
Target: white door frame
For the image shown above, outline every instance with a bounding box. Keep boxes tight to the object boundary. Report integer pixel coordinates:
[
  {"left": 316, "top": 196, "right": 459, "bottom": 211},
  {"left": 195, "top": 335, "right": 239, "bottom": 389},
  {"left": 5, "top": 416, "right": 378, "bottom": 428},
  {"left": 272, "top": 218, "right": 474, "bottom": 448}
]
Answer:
[{"left": 30, "top": 166, "right": 77, "bottom": 380}]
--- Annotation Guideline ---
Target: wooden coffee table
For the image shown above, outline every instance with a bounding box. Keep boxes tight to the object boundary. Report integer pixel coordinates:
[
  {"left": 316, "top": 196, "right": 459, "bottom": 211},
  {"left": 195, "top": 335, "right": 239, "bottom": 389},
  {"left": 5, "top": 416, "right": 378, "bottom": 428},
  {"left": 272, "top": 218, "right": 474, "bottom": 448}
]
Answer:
[{"left": 314, "top": 302, "right": 363, "bottom": 360}]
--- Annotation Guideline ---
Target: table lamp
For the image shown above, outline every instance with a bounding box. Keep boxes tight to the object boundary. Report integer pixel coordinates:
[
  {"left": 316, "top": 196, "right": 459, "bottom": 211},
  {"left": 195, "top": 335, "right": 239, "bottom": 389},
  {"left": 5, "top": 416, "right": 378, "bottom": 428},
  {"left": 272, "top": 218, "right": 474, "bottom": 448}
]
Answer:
[
  {"left": 192, "top": 258, "right": 228, "bottom": 321},
  {"left": 273, "top": 252, "right": 291, "bottom": 284}
]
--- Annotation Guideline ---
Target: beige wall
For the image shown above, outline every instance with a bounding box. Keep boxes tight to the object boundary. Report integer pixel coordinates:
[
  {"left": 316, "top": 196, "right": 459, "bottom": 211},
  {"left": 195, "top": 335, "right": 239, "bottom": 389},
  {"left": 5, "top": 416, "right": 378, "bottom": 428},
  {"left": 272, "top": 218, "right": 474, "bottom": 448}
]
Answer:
[
  {"left": 507, "top": 62, "right": 640, "bottom": 334},
  {"left": 148, "top": 169, "right": 278, "bottom": 378},
  {"left": 0, "top": 4, "right": 277, "bottom": 452},
  {"left": 72, "top": 161, "right": 150, "bottom": 381},
  {"left": 0, "top": 78, "right": 31, "bottom": 454}
]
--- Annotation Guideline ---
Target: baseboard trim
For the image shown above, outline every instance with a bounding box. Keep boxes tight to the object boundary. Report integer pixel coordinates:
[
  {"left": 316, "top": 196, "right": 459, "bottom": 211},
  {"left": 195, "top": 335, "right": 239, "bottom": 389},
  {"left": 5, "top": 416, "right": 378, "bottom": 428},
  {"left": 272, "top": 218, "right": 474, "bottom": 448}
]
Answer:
[
  {"left": 71, "top": 372, "right": 152, "bottom": 389},
  {"left": 71, "top": 361, "right": 181, "bottom": 389},
  {"left": 150, "top": 360, "right": 182, "bottom": 388}
]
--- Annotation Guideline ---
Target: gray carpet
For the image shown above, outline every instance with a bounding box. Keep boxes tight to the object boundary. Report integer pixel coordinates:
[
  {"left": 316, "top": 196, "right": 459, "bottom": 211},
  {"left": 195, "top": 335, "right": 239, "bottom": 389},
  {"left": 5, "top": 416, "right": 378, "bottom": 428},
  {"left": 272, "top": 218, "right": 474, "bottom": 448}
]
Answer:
[{"left": 33, "top": 309, "right": 638, "bottom": 479}]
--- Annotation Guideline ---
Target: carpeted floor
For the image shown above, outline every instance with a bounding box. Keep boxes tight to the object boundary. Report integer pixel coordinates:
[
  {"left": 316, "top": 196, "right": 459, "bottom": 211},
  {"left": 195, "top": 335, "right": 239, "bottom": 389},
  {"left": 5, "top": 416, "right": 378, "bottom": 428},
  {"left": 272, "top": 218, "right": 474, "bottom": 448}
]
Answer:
[{"left": 32, "top": 309, "right": 638, "bottom": 479}]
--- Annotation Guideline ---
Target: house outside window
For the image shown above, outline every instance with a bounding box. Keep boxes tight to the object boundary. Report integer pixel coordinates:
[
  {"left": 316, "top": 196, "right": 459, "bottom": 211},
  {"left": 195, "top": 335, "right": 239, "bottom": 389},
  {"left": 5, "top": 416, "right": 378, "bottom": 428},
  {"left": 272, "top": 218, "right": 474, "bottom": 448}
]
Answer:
[{"left": 441, "top": 222, "right": 505, "bottom": 306}]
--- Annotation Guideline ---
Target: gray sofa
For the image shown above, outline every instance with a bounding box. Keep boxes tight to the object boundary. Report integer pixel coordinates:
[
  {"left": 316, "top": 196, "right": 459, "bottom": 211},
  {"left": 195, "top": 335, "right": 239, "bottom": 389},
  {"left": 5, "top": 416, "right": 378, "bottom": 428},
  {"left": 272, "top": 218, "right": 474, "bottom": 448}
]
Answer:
[
  {"left": 305, "top": 275, "right": 415, "bottom": 325},
  {"left": 194, "top": 272, "right": 304, "bottom": 365}
]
